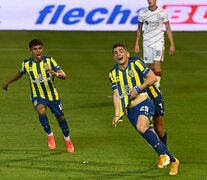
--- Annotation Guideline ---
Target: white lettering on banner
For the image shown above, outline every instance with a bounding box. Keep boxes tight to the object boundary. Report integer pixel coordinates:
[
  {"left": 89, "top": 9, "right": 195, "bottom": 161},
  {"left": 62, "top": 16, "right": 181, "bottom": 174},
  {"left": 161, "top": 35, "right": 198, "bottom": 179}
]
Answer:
[{"left": 163, "top": 5, "right": 207, "bottom": 24}]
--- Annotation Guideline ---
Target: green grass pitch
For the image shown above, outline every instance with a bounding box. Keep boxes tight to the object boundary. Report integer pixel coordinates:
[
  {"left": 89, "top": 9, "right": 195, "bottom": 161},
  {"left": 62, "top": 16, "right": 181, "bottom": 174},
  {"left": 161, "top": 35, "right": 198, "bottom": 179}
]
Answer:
[{"left": 0, "top": 31, "right": 207, "bottom": 179}]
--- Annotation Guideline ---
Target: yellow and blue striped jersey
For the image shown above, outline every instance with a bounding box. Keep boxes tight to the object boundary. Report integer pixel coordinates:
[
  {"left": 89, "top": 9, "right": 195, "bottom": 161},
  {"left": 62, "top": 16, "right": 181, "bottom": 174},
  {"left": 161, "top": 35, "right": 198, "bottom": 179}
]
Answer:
[
  {"left": 129, "top": 57, "right": 163, "bottom": 104},
  {"left": 109, "top": 57, "right": 163, "bottom": 117},
  {"left": 19, "top": 56, "right": 61, "bottom": 101}
]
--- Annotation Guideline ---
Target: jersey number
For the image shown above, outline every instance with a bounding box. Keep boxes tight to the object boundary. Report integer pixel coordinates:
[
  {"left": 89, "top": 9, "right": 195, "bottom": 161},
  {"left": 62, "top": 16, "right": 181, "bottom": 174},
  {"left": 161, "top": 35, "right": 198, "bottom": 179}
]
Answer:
[
  {"left": 140, "top": 106, "right": 149, "bottom": 112},
  {"left": 59, "top": 103, "right": 63, "bottom": 111}
]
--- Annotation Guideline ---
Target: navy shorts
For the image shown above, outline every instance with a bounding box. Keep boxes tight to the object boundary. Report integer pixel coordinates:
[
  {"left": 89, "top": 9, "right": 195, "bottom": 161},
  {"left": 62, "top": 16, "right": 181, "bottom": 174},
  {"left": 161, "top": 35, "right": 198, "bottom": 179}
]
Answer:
[
  {"left": 32, "top": 97, "right": 64, "bottom": 116},
  {"left": 127, "top": 99, "right": 155, "bottom": 128},
  {"left": 154, "top": 101, "right": 165, "bottom": 117}
]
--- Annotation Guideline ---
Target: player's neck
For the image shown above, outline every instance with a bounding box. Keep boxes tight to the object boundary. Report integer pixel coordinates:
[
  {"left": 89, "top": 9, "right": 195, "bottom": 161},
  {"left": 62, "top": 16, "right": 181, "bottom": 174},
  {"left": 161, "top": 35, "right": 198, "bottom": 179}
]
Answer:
[
  {"left": 118, "top": 61, "right": 128, "bottom": 70},
  {"left": 148, "top": 5, "right": 158, "bottom": 11},
  {"left": 33, "top": 58, "right": 43, "bottom": 62}
]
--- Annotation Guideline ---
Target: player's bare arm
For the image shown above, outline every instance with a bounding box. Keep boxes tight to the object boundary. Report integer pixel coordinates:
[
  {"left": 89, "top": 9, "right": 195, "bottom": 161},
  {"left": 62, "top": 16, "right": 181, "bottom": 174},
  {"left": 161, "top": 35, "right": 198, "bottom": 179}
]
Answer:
[
  {"left": 112, "top": 89, "right": 121, "bottom": 127},
  {"left": 165, "top": 22, "right": 175, "bottom": 56},
  {"left": 130, "top": 70, "right": 157, "bottom": 99},
  {"left": 134, "top": 23, "right": 143, "bottom": 53},
  {"left": 47, "top": 69, "right": 66, "bottom": 79},
  {"left": 2, "top": 73, "right": 22, "bottom": 91}
]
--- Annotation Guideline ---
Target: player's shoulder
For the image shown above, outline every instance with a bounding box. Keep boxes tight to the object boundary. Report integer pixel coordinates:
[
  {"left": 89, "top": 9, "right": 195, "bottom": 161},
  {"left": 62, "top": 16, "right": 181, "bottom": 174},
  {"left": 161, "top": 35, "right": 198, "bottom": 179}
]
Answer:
[
  {"left": 157, "top": 7, "right": 167, "bottom": 14},
  {"left": 44, "top": 55, "right": 53, "bottom": 60},
  {"left": 129, "top": 56, "right": 145, "bottom": 64},
  {"left": 22, "top": 57, "right": 32, "bottom": 63},
  {"left": 109, "top": 64, "right": 119, "bottom": 73},
  {"left": 139, "top": 7, "right": 148, "bottom": 14},
  {"left": 158, "top": 7, "right": 166, "bottom": 11}
]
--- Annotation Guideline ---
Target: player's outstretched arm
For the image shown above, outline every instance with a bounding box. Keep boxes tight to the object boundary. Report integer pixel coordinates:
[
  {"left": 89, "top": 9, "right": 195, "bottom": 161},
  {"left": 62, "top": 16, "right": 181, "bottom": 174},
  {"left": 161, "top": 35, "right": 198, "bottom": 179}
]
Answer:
[
  {"left": 48, "top": 69, "right": 66, "bottom": 79},
  {"left": 2, "top": 73, "right": 22, "bottom": 91}
]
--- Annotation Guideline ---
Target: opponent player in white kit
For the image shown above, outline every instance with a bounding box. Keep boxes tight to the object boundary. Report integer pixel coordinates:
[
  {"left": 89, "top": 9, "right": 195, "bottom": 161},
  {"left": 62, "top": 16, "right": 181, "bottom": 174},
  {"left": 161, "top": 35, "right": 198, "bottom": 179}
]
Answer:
[{"left": 134, "top": 0, "right": 175, "bottom": 89}]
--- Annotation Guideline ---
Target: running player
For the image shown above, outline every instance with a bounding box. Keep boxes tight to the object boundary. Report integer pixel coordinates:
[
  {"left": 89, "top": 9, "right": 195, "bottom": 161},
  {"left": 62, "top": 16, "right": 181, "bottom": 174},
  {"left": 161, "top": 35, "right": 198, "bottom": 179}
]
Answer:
[{"left": 2, "top": 39, "right": 75, "bottom": 152}]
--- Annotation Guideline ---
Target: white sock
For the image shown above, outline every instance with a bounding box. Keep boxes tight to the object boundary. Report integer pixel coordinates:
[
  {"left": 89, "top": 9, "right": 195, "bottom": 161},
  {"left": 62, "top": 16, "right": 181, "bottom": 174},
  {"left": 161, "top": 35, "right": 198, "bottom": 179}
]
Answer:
[
  {"left": 64, "top": 136, "right": 70, "bottom": 141},
  {"left": 155, "top": 76, "right": 161, "bottom": 89},
  {"left": 47, "top": 132, "right": 53, "bottom": 136}
]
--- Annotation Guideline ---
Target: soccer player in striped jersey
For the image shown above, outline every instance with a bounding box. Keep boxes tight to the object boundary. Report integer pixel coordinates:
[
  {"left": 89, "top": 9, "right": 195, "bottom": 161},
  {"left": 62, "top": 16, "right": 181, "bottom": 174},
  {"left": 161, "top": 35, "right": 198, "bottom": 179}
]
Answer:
[
  {"left": 134, "top": 0, "right": 175, "bottom": 90},
  {"left": 109, "top": 43, "right": 179, "bottom": 175},
  {"left": 2, "top": 39, "right": 74, "bottom": 152},
  {"left": 130, "top": 56, "right": 167, "bottom": 146}
]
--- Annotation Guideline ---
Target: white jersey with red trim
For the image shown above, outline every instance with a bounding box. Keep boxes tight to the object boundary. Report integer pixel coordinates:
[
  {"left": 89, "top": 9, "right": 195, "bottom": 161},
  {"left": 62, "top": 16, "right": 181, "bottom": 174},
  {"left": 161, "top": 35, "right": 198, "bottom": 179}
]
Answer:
[{"left": 138, "top": 7, "right": 169, "bottom": 47}]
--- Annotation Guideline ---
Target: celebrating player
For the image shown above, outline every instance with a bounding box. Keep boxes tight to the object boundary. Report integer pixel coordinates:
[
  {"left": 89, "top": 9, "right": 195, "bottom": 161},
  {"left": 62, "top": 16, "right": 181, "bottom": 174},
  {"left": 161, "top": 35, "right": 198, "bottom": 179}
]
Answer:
[
  {"left": 129, "top": 56, "right": 167, "bottom": 146},
  {"left": 2, "top": 39, "right": 74, "bottom": 152},
  {"left": 109, "top": 43, "right": 179, "bottom": 175}
]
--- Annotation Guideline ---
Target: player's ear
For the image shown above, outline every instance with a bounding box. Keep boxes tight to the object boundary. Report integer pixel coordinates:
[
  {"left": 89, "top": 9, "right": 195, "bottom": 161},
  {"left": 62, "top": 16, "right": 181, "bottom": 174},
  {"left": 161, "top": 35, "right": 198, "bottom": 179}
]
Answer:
[{"left": 127, "top": 51, "right": 130, "bottom": 58}]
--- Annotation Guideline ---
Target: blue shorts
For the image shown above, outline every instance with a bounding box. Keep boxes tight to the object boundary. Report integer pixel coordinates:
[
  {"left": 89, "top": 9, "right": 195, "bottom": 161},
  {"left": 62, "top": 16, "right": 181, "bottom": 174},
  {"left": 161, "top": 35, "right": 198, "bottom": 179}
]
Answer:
[
  {"left": 32, "top": 97, "right": 64, "bottom": 116},
  {"left": 154, "top": 101, "right": 165, "bottom": 117},
  {"left": 127, "top": 99, "right": 155, "bottom": 128}
]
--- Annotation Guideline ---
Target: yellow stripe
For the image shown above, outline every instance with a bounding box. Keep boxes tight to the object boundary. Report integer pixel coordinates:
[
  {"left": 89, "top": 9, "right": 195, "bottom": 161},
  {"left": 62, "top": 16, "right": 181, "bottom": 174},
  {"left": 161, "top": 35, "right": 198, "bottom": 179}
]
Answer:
[
  {"left": 135, "top": 60, "right": 145, "bottom": 71},
  {"left": 25, "top": 61, "right": 37, "bottom": 97},
  {"left": 119, "top": 70, "right": 129, "bottom": 116},
  {"left": 47, "top": 58, "right": 59, "bottom": 100},
  {"left": 33, "top": 62, "right": 45, "bottom": 99},
  {"left": 149, "top": 86, "right": 158, "bottom": 98},
  {"left": 51, "top": 57, "right": 58, "bottom": 66},
  {"left": 46, "top": 58, "right": 52, "bottom": 69},
  {"left": 131, "top": 63, "right": 142, "bottom": 86}
]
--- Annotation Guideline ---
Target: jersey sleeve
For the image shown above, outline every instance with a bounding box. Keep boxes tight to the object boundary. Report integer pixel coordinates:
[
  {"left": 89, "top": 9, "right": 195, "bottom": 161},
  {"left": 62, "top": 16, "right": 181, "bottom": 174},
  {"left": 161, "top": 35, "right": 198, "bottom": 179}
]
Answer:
[
  {"left": 109, "top": 72, "right": 117, "bottom": 90},
  {"left": 50, "top": 57, "right": 61, "bottom": 71},
  {"left": 163, "top": 9, "right": 169, "bottom": 23},
  {"left": 19, "top": 61, "right": 26, "bottom": 75},
  {"left": 138, "top": 9, "right": 144, "bottom": 23},
  {"left": 134, "top": 60, "right": 150, "bottom": 77}
]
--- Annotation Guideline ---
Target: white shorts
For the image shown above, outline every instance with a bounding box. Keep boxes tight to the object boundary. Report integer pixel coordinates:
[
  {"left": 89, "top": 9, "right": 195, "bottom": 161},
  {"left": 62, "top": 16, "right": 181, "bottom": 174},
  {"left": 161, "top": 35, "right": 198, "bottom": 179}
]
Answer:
[{"left": 143, "top": 45, "right": 165, "bottom": 64}]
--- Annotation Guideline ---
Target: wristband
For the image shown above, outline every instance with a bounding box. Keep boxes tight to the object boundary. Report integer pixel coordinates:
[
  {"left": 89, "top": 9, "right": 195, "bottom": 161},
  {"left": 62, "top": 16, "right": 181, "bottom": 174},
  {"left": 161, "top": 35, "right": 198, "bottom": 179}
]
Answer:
[
  {"left": 134, "top": 86, "right": 141, "bottom": 94},
  {"left": 56, "top": 73, "right": 59, "bottom": 77},
  {"left": 115, "top": 115, "right": 120, "bottom": 118}
]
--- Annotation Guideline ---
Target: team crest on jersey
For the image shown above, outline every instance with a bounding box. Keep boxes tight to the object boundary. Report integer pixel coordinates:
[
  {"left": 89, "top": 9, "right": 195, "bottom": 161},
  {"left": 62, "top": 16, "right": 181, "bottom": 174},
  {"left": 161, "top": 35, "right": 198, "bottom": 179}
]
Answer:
[
  {"left": 156, "top": 14, "right": 161, "bottom": 19},
  {"left": 128, "top": 70, "right": 134, "bottom": 78},
  {"left": 43, "top": 63, "right": 49, "bottom": 70}
]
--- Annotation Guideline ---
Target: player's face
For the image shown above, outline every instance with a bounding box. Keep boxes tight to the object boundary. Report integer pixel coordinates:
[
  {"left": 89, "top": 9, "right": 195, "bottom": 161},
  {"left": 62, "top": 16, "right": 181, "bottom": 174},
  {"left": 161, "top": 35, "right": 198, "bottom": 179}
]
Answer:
[
  {"left": 30, "top": 44, "right": 44, "bottom": 61},
  {"left": 113, "top": 46, "right": 129, "bottom": 66},
  {"left": 147, "top": 0, "right": 157, "bottom": 7}
]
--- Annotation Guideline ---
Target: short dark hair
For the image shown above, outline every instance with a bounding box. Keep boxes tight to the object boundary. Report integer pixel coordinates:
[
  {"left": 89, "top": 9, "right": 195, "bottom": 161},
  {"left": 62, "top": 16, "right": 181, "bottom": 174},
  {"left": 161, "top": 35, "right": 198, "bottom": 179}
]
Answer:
[
  {"left": 112, "top": 42, "right": 128, "bottom": 52},
  {"left": 29, "top": 39, "right": 43, "bottom": 49}
]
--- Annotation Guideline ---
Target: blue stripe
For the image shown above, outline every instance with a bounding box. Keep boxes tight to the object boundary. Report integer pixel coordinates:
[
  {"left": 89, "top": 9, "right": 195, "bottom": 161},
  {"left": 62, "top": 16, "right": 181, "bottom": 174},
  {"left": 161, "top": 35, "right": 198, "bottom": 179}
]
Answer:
[
  {"left": 29, "top": 59, "right": 40, "bottom": 98},
  {"left": 36, "top": 61, "right": 49, "bottom": 99}
]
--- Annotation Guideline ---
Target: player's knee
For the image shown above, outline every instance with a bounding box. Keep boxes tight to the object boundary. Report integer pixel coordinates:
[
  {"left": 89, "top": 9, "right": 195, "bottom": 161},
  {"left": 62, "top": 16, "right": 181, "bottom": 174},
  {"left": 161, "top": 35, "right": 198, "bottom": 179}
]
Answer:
[
  {"left": 136, "top": 124, "right": 147, "bottom": 134},
  {"left": 155, "top": 125, "right": 165, "bottom": 136},
  {"left": 36, "top": 105, "right": 46, "bottom": 115},
  {"left": 56, "top": 115, "right": 65, "bottom": 121}
]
